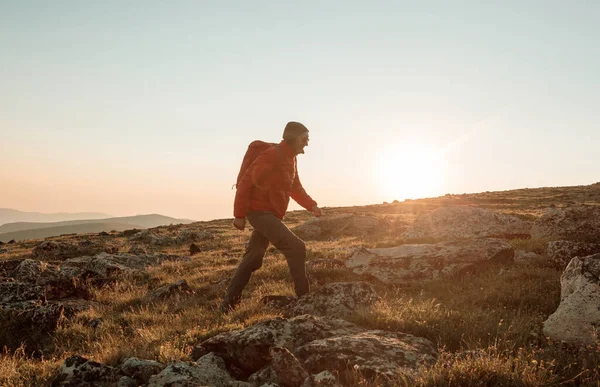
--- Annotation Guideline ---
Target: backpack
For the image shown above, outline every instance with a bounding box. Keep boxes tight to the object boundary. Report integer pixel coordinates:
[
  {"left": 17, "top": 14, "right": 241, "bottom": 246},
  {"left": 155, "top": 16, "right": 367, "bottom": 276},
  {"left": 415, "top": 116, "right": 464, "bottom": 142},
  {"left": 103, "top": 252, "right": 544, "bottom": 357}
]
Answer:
[{"left": 233, "top": 140, "right": 282, "bottom": 189}]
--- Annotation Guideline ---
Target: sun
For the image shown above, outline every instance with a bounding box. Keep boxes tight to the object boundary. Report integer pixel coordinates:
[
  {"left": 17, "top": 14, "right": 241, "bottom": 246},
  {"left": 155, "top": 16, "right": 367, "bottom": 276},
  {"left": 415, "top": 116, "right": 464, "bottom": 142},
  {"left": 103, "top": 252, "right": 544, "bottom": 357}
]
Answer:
[{"left": 375, "top": 143, "right": 446, "bottom": 201}]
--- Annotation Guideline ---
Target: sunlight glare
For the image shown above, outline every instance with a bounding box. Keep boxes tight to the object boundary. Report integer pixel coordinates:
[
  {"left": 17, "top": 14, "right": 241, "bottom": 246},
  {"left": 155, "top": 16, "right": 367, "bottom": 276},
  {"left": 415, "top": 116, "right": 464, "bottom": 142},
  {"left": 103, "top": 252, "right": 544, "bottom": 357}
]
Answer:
[{"left": 375, "top": 143, "right": 447, "bottom": 201}]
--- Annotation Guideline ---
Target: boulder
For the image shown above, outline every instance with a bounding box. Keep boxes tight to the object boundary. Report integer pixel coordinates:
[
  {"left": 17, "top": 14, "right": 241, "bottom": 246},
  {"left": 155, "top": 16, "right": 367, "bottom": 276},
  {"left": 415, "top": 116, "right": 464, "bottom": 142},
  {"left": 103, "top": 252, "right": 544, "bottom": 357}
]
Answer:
[
  {"left": 52, "top": 355, "right": 121, "bottom": 386},
  {"left": 543, "top": 253, "right": 600, "bottom": 345},
  {"left": 147, "top": 353, "right": 250, "bottom": 387},
  {"left": 302, "top": 371, "right": 341, "bottom": 387},
  {"left": 296, "top": 330, "right": 437, "bottom": 382},
  {"left": 192, "top": 314, "right": 363, "bottom": 376},
  {"left": 128, "top": 245, "right": 147, "bottom": 255},
  {"left": 292, "top": 214, "right": 387, "bottom": 240},
  {"left": 128, "top": 230, "right": 170, "bottom": 246},
  {"left": 547, "top": 240, "right": 600, "bottom": 269},
  {"left": 290, "top": 282, "right": 380, "bottom": 319},
  {"left": 120, "top": 357, "right": 165, "bottom": 385},
  {"left": 403, "top": 206, "right": 532, "bottom": 240},
  {"left": 32, "top": 240, "right": 109, "bottom": 260},
  {"left": 532, "top": 206, "right": 600, "bottom": 242},
  {"left": 269, "top": 346, "right": 310, "bottom": 387},
  {"left": 176, "top": 229, "right": 214, "bottom": 244},
  {"left": 346, "top": 238, "right": 514, "bottom": 284}
]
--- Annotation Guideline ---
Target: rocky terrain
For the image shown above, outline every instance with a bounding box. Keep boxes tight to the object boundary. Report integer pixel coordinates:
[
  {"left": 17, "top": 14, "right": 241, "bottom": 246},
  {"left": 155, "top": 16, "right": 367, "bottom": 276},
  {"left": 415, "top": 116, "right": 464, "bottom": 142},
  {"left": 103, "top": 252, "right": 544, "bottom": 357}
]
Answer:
[{"left": 1, "top": 183, "right": 600, "bottom": 386}]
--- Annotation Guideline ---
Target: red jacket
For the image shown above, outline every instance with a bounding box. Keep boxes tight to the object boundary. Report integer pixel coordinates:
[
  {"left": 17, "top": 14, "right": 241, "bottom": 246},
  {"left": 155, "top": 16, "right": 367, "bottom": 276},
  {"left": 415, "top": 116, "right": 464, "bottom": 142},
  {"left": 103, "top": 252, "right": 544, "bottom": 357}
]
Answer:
[{"left": 234, "top": 140, "right": 317, "bottom": 219}]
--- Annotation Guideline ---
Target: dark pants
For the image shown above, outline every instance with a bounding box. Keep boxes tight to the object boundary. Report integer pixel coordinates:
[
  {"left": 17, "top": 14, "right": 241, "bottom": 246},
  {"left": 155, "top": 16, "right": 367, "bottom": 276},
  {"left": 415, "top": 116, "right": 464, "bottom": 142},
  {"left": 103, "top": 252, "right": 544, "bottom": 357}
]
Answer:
[{"left": 222, "top": 211, "right": 309, "bottom": 308}]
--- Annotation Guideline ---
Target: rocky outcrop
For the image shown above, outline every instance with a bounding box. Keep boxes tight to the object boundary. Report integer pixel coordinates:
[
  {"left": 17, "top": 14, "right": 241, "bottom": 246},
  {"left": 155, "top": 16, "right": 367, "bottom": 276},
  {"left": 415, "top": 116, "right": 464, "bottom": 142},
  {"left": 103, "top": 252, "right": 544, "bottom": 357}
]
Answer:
[
  {"left": 270, "top": 346, "right": 310, "bottom": 387},
  {"left": 193, "top": 314, "right": 437, "bottom": 382},
  {"left": 120, "top": 357, "right": 165, "bottom": 385},
  {"left": 346, "top": 238, "right": 514, "bottom": 284},
  {"left": 32, "top": 240, "right": 117, "bottom": 260},
  {"left": 297, "top": 330, "right": 437, "bottom": 381},
  {"left": 543, "top": 253, "right": 600, "bottom": 345},
  {"left": 290, "top": 282, "right": 380, "bottom": 319},
  {"left": 293, "top": 214, "right": 387, "bottom": 240},
  {"left": 532, "top": 206, "right": 600, "bottom": 242},
  {"left": 176, "top": 229, "right": 214, "bottom": 244},
  {"left": 148, "top": 353, "right": 250, "bottom": 387},
  {"left": 52, "top": 355, "right": 121, "bottom": 386},
  {"left": 128, "top": 230, "right": 170, "bottom": 246},
  {"left": 403, "top": 206, "right": 532, "bottom": 240},
  {"left": 546, "top": 240, "right": 600, "bottom": 269}
]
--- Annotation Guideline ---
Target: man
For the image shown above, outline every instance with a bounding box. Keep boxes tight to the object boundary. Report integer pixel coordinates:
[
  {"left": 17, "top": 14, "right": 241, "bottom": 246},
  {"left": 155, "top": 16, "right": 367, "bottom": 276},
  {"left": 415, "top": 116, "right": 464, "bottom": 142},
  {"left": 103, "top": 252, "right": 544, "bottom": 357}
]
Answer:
[{"left": 220, "top": 121, "right": 322, "bottom": 313}]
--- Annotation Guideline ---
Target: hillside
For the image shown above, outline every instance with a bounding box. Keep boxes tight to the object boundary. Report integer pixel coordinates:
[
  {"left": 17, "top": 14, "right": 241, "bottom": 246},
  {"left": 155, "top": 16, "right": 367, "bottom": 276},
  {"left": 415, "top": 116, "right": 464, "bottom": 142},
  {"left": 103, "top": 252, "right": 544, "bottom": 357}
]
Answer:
[
  {"left": 0, "top": 222, "right": 144, "bottom": 243},
  {"left": 1, "top": 183, "right": 600, "bottom": 386},
  {"left": 0, "top": 208, "right": 112, "bottom": 226},
  {"left": 0, "top": 214, "right": 195, "bottom": 240}
]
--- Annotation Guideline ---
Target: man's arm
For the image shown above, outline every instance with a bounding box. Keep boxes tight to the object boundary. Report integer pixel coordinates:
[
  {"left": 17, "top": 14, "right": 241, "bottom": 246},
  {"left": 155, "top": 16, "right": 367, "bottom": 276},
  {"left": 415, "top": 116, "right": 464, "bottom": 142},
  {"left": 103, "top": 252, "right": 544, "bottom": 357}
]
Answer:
[
  {"left": 233, "top": 147, "right": 280, "bottom": 220},
  {"left": 291, "top": 172, "right": 320, "bottom": 215}
]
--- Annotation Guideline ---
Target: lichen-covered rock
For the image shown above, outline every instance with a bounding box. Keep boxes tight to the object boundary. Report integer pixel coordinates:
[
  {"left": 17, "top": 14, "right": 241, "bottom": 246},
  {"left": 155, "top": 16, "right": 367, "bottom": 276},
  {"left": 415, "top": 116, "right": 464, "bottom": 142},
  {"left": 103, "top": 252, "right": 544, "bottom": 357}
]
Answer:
[
  {"left": 301, "top": 371, "right": 341, "bottom": 387},
  {"left": 128, "top": 230, "right": 170, "bottom": 246},
  {"left": 60, "top": 252, "right": 184, "bottom": 280},
  {"left": 145, "top": 280, "right": 192, "bottom": 303},
  {"left": 147, "top": 353, "right": 250, "bottom": 387},
  {"left": 543, "top": 253, "right": 600, "bottom": 345},
  {"left": 120, "top": 357, "right": 165, "bottom": 384},
  {"left": 293, "top": 214, "right": 386, "bottom": 240},
  {"left": 346, "top": 238, "right": 514, "bottom": 284},
  {"left": 176, "top": 229, "right": 214, "bottom": 244},
  {"left": 306, "top": 258, "right": 347, "bottom": 271},
  {"left": 547, "top": 240, "right": 600, "bottom": 269},
  {"left": 32, "top": 240, "right": 109, "bottom": 260},
  {"left": 532, "top": 206, "right": 600, "bottom": 242},
  {"left": 403, "top": 206, "right": 532, "bottom": 240},
  {"left": 11, "top": 259, "right": 47, "bottom": 283},
  {"left": 296, "top": 330, "right": 437, "bottom": 382},
  {"left": 270, "top": 346, "right": 310, "bottom": 387},
  {"left": 193, "top": 315, "right": 363, "bottom": 376},
  {"left": 248, "top": 366, "right": 279, "bottom": 386},
  {"left": 52, "top": 355, "right": 121, "bottom": 386},
  {"left": 0, "top": 282, "right": 45, "bottom": 303},
  {"left": 291, "top": 282, "right": 380, "bottom": 319}
]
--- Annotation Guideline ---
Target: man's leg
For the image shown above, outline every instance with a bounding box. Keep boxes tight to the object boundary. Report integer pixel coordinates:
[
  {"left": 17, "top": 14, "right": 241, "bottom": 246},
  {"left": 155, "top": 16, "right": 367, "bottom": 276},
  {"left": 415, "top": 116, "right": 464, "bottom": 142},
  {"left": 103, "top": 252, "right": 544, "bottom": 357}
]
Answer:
[
  {"left": 221, "top": 229, "right": 269, "bottom": 311},
  {"left": 247, "top": 212, "right": 310, "bottom": 298}
]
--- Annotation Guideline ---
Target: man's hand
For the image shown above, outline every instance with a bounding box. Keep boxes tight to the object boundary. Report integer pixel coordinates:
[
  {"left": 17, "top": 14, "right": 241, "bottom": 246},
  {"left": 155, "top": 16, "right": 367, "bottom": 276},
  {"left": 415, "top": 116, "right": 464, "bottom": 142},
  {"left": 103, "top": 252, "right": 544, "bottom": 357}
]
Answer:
[
  {"left": 233, "top": 218, "right": 246, "bottom": 230},
  {"left": 311, "top": 206, "right": 323, "bottom": 217}
]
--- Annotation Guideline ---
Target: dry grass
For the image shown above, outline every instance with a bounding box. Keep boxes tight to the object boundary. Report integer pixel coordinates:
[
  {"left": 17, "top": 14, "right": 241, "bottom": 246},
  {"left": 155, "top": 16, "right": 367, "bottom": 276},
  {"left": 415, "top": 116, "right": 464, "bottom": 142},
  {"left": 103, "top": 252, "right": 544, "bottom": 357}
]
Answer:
[{"left": 2, "top": 184, "right": 600, "bottom": 385}]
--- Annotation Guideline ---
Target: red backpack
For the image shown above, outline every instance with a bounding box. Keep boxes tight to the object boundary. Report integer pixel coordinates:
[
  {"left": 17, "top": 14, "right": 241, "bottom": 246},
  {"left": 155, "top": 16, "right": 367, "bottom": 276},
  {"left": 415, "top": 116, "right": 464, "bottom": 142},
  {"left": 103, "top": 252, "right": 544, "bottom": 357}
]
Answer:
[{"left": 234, "top": 141, "right": 282, "bottom": 189}]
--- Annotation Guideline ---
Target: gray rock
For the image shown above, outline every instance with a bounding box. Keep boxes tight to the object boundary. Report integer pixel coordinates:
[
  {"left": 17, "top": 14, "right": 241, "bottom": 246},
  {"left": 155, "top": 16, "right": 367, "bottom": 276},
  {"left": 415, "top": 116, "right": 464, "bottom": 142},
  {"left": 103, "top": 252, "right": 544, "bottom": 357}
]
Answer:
[
  {"left": 0, "top": 282, "right": 44, "bottom": 303},
  {"left": 296, "top": 330, "right": 437, "bottom": 382},
  {"left": 269, "top": 347, "right": 309, "bottom": 387},
  {"left": 291, "top": 282, "right": 380, "bottom": 319},
  {"left": 32, "top": 240, "right": 109, "bottom": 260},
  {"left": 120, "top": 357, "right": 165, "bottom": 384},
  {"left": 117, "top": 376, "right": 137, "bottom": 387},
  {"left": 176, "top": 229, "right": 214, "bottom": 244},
  {"left": 302, "top": 371, "right": 341, "bottom": 387},
  {"left": 543, "top": 253, "right": 600, "bottom": 345},
  {"left": 128, "top": 230, "right": 170, "bottom": 246},
  {"left": 403, "top": 206, "right": 532, "bottom": 240},
  {"left": 346, "top": 238, "right": 514, "bottom": 284},
  {"left": 128, "top": 245, "right": 147, "bottom": 255},
  {"left": 532, "top": 206, "right": 600, "bottom": 242},
  {"left": 248, "top": 366, "right": 279, "bottom": 386},
  {"left": 547, "top": 240, "right": 600, "bottom": 269},
  {"left": 52, "top": 355, "right": 121, "bottom": 386},
  {"left": 193, "top": 315, "right": 363, "bottom": 376},
  {"left": 147, "top": 353, "right": 250, "bottom": 387},
  {"left": 293, "top": 214, "right": 386, "bottom": 240}
]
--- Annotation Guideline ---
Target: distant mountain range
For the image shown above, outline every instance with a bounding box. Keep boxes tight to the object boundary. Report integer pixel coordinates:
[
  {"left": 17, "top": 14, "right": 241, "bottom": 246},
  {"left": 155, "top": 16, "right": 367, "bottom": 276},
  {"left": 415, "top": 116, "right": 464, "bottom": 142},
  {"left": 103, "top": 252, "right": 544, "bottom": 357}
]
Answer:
[
  {"left": 0, "top": 208, "right": 112, "bottom": 226},
  {"left": 0, "top": 211, "right": 196, "bottom": 242}
]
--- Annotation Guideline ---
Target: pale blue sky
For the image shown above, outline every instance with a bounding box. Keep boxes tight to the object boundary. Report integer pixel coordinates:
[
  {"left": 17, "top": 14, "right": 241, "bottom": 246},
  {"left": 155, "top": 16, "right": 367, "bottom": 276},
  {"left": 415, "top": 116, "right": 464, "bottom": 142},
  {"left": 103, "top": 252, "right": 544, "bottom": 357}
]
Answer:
[{"left": 1, "top": 1, "right": 598, "bottom": 221}]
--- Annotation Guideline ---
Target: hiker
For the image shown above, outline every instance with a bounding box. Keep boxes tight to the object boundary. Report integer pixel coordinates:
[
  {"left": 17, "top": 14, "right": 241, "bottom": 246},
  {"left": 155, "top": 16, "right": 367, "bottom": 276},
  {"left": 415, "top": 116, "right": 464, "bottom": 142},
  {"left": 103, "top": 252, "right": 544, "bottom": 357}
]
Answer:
[{"left": 220, "top": 121, "right": 322, "bottom": 312}]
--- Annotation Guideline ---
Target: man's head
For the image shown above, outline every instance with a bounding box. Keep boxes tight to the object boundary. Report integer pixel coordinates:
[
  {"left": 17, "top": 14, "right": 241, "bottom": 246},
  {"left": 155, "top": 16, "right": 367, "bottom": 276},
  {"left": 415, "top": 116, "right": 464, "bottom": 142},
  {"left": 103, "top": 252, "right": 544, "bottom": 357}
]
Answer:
[{"left": 282, "top": 121, "right": 310, "bottom": 155}]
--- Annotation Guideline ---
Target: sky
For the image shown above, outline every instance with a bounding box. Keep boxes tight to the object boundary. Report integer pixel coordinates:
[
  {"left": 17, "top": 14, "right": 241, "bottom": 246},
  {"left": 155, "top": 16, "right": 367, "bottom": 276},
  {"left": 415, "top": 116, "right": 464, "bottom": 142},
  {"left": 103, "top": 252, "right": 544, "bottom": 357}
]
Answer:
[{"left": 1, "top": 1, "right": 599, "bottom": 221}]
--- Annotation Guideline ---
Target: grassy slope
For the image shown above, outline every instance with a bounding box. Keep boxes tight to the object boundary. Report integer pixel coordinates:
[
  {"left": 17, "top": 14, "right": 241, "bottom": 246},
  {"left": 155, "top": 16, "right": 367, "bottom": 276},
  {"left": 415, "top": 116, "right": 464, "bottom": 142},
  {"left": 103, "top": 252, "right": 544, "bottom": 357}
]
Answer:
[{"left": 1, "top": 183, "right": 600, "bottom": 386}]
